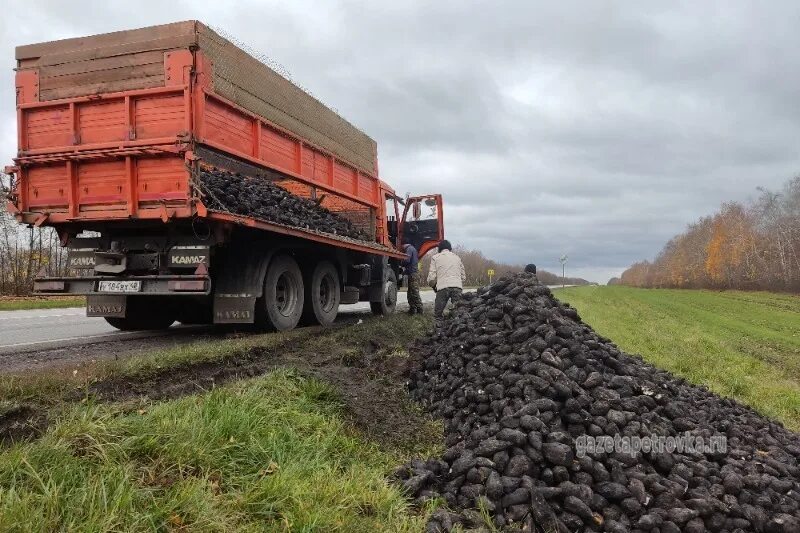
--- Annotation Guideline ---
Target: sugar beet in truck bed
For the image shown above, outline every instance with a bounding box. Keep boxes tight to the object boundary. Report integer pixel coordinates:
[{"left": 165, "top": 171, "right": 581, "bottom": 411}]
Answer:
[{"left": 6, "top": 21, "right": 444, "bottom": 331}]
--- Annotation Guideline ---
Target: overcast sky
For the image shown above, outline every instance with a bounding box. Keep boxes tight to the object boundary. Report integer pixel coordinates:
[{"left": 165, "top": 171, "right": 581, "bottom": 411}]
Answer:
[{"left": 3, "top": 1, "right": 799, "bottom": 282}]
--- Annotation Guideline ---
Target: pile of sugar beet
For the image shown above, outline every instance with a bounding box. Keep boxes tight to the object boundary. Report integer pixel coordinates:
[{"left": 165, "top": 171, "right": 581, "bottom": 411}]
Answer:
[
  {"left": 396, "top": 272, "right": 800, "bottom": 533},
  {"left": 197, "top": 169, "right": 369, "bottom": 241}
]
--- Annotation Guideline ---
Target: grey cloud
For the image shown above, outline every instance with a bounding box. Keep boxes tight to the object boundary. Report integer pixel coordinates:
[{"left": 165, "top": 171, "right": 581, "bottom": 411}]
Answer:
[{"left": 3, "top": 0, "right": 800, "bottom": 282}]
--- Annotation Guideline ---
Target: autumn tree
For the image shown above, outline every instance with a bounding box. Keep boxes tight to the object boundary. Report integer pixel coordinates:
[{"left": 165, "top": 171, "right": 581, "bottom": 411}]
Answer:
[{"left": 619, "top": 175, "right": 800, "bottom": 292}]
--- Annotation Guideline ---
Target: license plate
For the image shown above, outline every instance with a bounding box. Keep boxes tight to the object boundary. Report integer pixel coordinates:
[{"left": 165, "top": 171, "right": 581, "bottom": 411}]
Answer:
[{"left": 97, "top": 280, "right": 141, "bottom": 293}]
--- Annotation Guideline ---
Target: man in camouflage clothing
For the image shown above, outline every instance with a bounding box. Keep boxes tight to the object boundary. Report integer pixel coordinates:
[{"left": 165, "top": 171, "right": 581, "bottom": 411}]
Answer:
[{"left": 403, "top": 243, "right": 423, "bottom": 314}]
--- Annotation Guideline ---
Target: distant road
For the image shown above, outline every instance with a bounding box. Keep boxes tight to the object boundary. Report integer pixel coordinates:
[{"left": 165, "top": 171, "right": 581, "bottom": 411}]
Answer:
[{"left": 0, "top": 286, "right": 568, "bottom": 356}]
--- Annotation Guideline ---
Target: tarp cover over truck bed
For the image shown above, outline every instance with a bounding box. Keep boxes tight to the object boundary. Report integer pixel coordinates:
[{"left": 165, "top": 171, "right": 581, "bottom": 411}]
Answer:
[{"left": 15, "top": 20, "right": 377, "bottom": 175}]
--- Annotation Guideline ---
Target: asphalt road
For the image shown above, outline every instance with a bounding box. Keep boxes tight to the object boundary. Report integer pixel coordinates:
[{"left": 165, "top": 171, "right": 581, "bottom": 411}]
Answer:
[
  {"left": 0, "top": 286, "right": 569, "bottom": 357},
  {"left": 0, "top": 291, "right": 437, "bottom": 355}
]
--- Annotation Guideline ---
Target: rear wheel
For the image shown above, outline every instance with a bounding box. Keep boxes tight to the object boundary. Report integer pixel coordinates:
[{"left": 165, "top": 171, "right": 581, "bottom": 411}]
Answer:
[
  {"left": 301, "top": 261, "right": 341, "bottom": 327},
  {"left": 370, "top": 268, "right": 398, "bottom": 316},
  {"left": 104, "top": 297, "right": 175, "bottom": 331},
  {"left": 255, "top": 254, "right": 304, "bottom": 331}
]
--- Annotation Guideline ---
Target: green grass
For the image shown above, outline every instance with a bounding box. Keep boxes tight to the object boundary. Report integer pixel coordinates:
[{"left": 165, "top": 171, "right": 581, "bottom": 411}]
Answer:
[
  {"left": 0, "top": 314, "right": 444, "bottom": 531},
  {"left": 0, "top": 297, "right": 85, "bottom": 311},
  {"left": 557, "top": 286, "right": 800, "bottom": 430},
  {"left": 0, "top": 370, "right": 431, "bottom": 532}
]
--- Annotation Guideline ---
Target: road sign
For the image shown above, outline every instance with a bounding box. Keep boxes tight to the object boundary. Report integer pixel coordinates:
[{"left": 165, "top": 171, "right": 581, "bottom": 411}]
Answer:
[{"left": 488, "top": 268, "right": 495, "bottom": 284}]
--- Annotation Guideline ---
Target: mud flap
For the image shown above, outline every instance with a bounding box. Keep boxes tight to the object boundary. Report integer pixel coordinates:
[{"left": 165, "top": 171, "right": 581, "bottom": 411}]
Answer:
[
  {"left": 213, "top": 294, "right": 257, "bottom": 324},
  {"left": 211, "top": 242, "right": 276, "bottom": 324},
  {"left": 86, "top": 295, "right": 126, "bottom": 317}
]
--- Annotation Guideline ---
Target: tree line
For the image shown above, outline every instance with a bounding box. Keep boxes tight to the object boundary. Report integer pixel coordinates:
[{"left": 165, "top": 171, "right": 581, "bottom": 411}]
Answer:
[
  {"left": 419, "top": 245, "right": 590, "bottom": 288},
  {"left": 616, "top": 175, "right": 800, "bottom": 291}
]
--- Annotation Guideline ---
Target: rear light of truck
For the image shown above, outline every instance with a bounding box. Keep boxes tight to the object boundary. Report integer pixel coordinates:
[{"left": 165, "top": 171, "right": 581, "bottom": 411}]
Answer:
[{"left": 168, "top": 280, "right": 207, "bottom": 292}]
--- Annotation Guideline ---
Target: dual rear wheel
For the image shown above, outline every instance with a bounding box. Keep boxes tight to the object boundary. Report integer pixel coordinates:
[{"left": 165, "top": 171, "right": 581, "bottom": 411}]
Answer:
[
  {"left": 370, "top": 268, "right": 398, "bottom": 316},
  {"left": 301, "top": 261, "right": 341, "bottom": 327},
  {"left": 255, "top": 255, "right": 341, "bottom": 331}
]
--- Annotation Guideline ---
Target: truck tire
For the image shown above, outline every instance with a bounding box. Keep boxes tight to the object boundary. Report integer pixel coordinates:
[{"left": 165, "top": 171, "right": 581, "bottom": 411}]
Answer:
[
  {"left": 301, "top": 261, "right": 341, "bottom": 327},
  {"left": 370, "top": 268, "right": 398, "bottom": 316},
  {"left": 104, "top": 297, "right": 175, "bottom": 331},
  {"left": 256, "top": 254, "right": 304, "bottom": 331}
]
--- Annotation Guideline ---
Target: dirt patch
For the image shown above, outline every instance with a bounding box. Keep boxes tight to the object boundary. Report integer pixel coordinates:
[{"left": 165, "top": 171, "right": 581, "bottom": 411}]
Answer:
[
  {"left": 0, "top": 405, "right": 46, "bottom": 445},
  {"left": 308, "top": 335, "right": 441, "bottom": 451}
]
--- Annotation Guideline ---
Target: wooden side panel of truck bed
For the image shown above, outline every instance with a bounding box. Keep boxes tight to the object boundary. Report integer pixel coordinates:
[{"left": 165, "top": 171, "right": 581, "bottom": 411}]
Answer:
[{"left": 15, "top": 20, "right": 377, "bottom": 174}]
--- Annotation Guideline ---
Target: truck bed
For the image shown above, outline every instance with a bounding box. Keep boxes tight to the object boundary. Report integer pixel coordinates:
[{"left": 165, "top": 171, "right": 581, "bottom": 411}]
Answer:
[{"left": 9, "top": 21, "right": 394, "bottom": 251}]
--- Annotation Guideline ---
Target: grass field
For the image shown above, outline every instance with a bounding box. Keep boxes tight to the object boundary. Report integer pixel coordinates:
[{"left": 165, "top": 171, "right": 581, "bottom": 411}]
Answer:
[
  {"left": 557, "top": 286, "right": 800, "bottom": 430},
  {"left": 0, "top": 314, "right": 442, "bottom": 532},
  {"left": 0, "top": 297, "right": 85, "bottom": 311},
  {"left": 0, "top": 371, "right": 430, "bottom": 532}
]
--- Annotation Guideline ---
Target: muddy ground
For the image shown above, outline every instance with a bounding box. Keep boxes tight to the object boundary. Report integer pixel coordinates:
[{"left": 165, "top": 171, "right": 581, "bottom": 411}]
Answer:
[
  {"left": 0, "top": 312, "right": 440, "bottom": 452},
  {"left": 0, "top": 307, "right": 383, "bottom": 375},
  {"left": 0, "top": 329, "right": 221, "bottom": 374}
]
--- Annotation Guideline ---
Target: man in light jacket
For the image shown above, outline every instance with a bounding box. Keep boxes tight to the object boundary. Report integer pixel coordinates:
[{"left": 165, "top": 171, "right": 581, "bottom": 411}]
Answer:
[{"left": 427, "top": 240, "right": 466, "bottom": 321}]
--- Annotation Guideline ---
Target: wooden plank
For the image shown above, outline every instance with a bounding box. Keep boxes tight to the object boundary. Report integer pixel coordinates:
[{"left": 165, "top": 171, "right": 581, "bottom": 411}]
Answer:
[
  {"left": 17, "top": 20, "right": 378, "bottom": 174},
  {"left": 214, "top": 76, "right": 376, "bottom": 174},
  {"left": 39, "top": 50, "right": 164, "bottom": 78},
  {"left": 41, "top": 62, "right": 164, "bottom": 91},
  {"left": 18, "top": 35, "right": 196, "bottom": 69},
  {"left": 196, "top": 23, "right": 377, "bottom": 174},
  {"left": 16, "top": 20, "right": 196, "bottom": 60},
  {"left": 40, "top": 75, "right": 165, "bottom": 101}
]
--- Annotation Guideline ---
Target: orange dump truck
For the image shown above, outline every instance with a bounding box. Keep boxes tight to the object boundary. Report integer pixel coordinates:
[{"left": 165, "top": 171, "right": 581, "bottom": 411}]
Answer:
[{"left": 5, "top": 21, "right": 444, "bottom": 331}]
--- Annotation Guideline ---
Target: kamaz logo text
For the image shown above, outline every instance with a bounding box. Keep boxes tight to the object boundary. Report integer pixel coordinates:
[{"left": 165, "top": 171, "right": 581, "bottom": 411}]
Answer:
[
  {"left": 88, "top": 305, "right": 123, "bottom": 314},
  {"left": 171, "top": 255, "right": 207, "bottom": 265},
  {"left": 70, "top": 257, "right": 95, "bottom": 267},
  {"left": 216, "top": 310, "right": 251, "bottom": 319}
]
